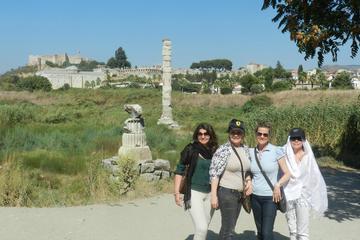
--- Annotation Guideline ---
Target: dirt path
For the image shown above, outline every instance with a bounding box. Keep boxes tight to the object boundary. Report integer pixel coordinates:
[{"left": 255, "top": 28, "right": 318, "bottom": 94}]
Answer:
[{"left": 0, "top": 168, "right": 359, "bottom": 240}]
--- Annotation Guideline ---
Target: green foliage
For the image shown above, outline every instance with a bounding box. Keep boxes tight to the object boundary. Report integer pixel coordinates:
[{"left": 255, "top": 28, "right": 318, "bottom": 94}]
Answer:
[
  {"left": 271, "top": 80, "right": 293, "bottom": 92},
  {"left": 0, "top": 89, "right": 359, "bottom": 206},
  {"left": 338, "top": 104, "right": 360, "bottom": 168},
  {"left": 255, "top": 68, "right": 274, "bottom": 90},
  {"left": 250, "top": 84, "right": 265, "bottom": 94},
  {"left": 262, "top": 0, "right": 360, "bottom": 66},
  {"left": 107, "top": 47, "right": 131, "bottom": 69},
  {"left": 115, "top": 157, "right": 138, "bottom": 194},
  {"left": 241, "top": 95, "right": 273, "bottom": 113},
  {"left": 190, "top": 59, "right": 232, "bottom": 71},
  {"left": 239, "top": 74, "right": 262, "bottom": 93},
  {"left": 45, "top": 61, "right": 59, "bottom": 68},
  {"left": 332, "top": 72, "right": 352, "bottom": 89},
  {"left": 0, "top": 156, "right": 34, "bottom": 206},
  {"left": 172, "top": 79, "right": 201, "bottom": 93},
  {"left": 220, "top": 87, "right": 233, "bottom": 95},
  {"left": 20, "top": 149, "right": 87, "bottom": 175},
  {"left": 17, "top": 76, "right": 52, "bottom": 91},
  {"left": 78, "top": 60, "right": 104, "bottom": 71},
  {"left": 0, "top": 75, "right": 20, "bottom": 90},
  {"left": 58, "top": 83, "right": 71, "bottom": 91},
  {"left": 0, "top": 103, "right": 37, "bottom": 126}
]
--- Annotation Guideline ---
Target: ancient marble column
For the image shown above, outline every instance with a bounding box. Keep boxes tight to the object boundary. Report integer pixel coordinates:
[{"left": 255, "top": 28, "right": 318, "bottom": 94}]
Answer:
[
  {"left": 118, "top": 104, "right": 152, "bottom": 162},
  {"left": 157, "top": 39, "right": 179, "bottom": 128}
]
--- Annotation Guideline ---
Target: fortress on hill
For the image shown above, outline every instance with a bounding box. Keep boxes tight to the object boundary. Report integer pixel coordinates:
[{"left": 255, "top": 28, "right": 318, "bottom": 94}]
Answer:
[{"left": 28, "top": 53, "right": 88, "bottom": 68}]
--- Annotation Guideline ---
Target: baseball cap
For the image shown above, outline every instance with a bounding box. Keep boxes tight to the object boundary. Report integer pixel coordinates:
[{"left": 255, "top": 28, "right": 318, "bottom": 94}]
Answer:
[
  {"left": 288, "top": 128, "right": 306, "bottom": 140},
  {"left": 227, "top": 119, "right": 245, "bottom": 134}
]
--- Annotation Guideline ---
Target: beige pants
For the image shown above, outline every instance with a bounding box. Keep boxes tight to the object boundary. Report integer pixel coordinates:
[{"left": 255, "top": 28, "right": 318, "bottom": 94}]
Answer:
[
  {"left": 285, "top": 198, "right": 310, "bottom": 240},
  {"left": 188, "top": 190, "right": 215, "bottom": 240}
]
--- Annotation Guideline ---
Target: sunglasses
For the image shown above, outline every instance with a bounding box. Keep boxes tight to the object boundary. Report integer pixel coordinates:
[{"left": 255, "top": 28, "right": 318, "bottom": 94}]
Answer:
[
  {"left": 198, "top": 132, "right": 210, "bottom": 137},
  {"left": 290, "top": 136, "right": 303, "bottom": 142},
  {"left": 230, "top": 130, "right": 243, "bottom": 136},
  {"left": 256, "top": 132, "right": 269, "bottom": 138}
]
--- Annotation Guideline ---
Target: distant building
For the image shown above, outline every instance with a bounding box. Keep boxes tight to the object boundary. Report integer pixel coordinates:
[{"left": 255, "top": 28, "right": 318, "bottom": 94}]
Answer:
[
  {"left": 245, "top": 63, "right": 268, "bottom": 74},
  {"left": 351, "top": 77, "right": 360, "bottom": 89},
  {"left": 28, "top": 53, "right": 88, "bottom": 69},
  {"left": 232, "top": 84, "right": 242, "bottom": 94}
]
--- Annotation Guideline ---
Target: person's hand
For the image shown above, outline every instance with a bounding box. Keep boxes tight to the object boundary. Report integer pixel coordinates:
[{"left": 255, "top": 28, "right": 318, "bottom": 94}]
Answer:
[
  {"left": 244, "top": 180, "right": 253, "bottom": 196},
  {"left": 174, "top": 193, "right": 183, "bottom": 207},
  {"left": 211, "top": 194, "right": 219, "bottom": 209},
  {"left": 273, "top": 183, "right": 281, "bottom": 202}
]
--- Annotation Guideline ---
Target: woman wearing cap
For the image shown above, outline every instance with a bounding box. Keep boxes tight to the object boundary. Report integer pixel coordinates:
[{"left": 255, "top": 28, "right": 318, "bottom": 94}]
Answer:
[
  {"left": 283, "top": 128, "right": 328, "bottom": 240},
  {"left": 209, "top": 119, "right": 252, "bottom": 239},
  {"left": 249, "top": 122, "right": 291, "bottom": 240},
  {"left": 174, "top": 123, "right": 218, "bottom": 240}
]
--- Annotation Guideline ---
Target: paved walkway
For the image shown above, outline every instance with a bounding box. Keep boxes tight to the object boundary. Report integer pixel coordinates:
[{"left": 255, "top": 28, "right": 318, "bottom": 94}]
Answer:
[{"left": 0, "top": 168, "right": 359, "bottom": 240}]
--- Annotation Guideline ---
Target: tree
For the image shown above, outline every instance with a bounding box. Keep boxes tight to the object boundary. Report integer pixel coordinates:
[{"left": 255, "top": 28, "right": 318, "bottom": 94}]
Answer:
[
  {"left": 190, "top": 59, "right": 233, "bottom": 71},
  {"left": 255, "top": 67, "right": 274, "bottom": 90},
  {"left": 332, "top": 72, "right": 352, "bottom": 89},
  {"left": 297, "top": 64, "right": 306, "bottom": 87},
  {"left": 316, "top": 70, "right": 327, "bottom": 88},
  {"left": 107, "top": 47, "right": 131, "bottom": 68},
  {"left": 262, "top": 0, "right": 360, "bottom": 66},
  {"left": 239, "top": 74, "right": 261, "bottom": 93}
]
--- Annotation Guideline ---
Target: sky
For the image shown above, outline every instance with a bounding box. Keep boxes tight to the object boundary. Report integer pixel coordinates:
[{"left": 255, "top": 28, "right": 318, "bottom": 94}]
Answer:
[{"left": 0, "top": 0, "right": 359, "bottom": 74}]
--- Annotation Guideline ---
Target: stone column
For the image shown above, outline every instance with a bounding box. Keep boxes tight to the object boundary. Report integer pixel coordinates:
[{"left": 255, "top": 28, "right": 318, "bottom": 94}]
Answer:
[{"left": 157, "top": 39, "right": 179, "bottom": 128}]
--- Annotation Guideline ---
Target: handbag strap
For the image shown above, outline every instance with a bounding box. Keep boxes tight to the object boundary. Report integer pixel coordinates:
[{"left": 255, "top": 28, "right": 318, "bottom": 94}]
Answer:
[
  {"left": 254, "top": 148, "right": 275, "bottom": 191},
  {"left": 230, "top": 145, "right": 246, "bottom": 188}
]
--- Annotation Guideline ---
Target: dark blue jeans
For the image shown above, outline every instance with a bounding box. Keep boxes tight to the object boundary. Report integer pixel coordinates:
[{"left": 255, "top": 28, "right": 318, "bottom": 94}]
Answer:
[
  {"left": 218, "top": 186, "right": 242, "bottom": 240},
  {"left": 251, "top": 194, "right": 277, "bottom": 240}
]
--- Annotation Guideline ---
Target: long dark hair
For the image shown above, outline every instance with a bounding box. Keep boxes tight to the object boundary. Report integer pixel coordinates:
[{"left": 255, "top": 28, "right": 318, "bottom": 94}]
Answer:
[{"left": 192, "top": 123, "right": 218, "bottom": 153}]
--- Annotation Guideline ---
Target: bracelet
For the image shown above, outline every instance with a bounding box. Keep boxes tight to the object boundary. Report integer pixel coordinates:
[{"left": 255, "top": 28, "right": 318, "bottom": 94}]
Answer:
[
  {"left": 174, "top": 192, "right": 180, "bottom": 196},
  {"left": 275, "top": 182, "right": 281, "bottom": 188}
]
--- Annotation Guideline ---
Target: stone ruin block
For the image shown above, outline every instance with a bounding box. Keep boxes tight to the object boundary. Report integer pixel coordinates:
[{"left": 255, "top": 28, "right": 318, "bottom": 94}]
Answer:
[{"left": 154, "top": 159, "right": 171, "bottom": 171}]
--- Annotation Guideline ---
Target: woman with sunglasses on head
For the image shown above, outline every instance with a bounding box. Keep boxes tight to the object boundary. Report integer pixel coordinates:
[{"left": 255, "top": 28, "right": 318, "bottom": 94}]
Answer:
[
  {"left": 174, "top": 123, "right": 218, "bottom": 240},
  {"left": 209, "top": 119, "right": 252, "bottom": 239},
  {"left": 249, "top": 122, "right": 291, "bottom": 240},
  {"left": 283, "top": 128, "right": 328, "bottom": 240}
]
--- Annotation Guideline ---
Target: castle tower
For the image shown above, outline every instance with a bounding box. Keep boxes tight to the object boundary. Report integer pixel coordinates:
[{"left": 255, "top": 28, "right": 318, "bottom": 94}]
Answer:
[{"left": 157, "top": 39, "right": 179, "bottom": 128}]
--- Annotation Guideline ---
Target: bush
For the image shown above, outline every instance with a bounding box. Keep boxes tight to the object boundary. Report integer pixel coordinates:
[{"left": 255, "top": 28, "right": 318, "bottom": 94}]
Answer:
[
  {"left": 59, "top": 83, "right": 70, "bottom": 91},
  {"left": 271, "top": 80, "right": 293, "bottom": 91},
  {"left": 110, "top": 157, "right": 138, "bottom": 195},
  {"left": 16, "top": 76, "right": 52, "bottom": 91},
  {"left": 250, "top": 84, "right": 265, "bottom": 94},
  {"left": 0, "top": 155, "right": 34, "bottom": 206},
  {"left": 220, "top": 87, "right": 233, "bottom": 94},
  {"left": 241, "top": 95, "right": 273, "bottom": 113},
  {"left": 0, "top": 103, "right": 36, "bottom": 126}
]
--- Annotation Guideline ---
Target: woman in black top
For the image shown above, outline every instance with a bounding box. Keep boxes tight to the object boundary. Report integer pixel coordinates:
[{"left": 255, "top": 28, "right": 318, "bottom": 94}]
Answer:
[{"left": 174, "top": 123, "right": 218, "bottom": 240}]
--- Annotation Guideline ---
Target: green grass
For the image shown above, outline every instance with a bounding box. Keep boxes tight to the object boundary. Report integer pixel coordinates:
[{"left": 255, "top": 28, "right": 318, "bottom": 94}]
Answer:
[{"left": 0, "top": 88, "right": 359, "bottom": 206}]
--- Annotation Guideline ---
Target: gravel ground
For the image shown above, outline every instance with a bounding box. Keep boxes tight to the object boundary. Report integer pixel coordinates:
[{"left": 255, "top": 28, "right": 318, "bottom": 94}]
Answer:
[{"left": 0, "top": 168, "right": 358, "bottom": 240}]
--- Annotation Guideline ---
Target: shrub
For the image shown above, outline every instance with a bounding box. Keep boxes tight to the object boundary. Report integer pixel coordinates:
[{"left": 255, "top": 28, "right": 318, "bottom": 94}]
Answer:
[
  {"left": 220, "top": 87, "right": 233, "bottom": 95},
  {"left": 16, "top": 76, "right": 52, "bottom": 91},
  {"left": 0, "top": 103, "right": 36, "bottom": 126},
  {"left": 110, "top": 157, "right": 138, "bottom": 195},
  {"left": 0, "top": 155, "right": 34, "bottom": 206},
  {"left": 59, "top": 83, "right": 70, "bottom": 91},
  {"left": 241, "top": 95, "right": 273, "bottom": 113},
  {"left": 271, "top": 80, "right": 293, "bottom": 91},
  {"left": 250, "top": 84, "right": 265, "bottom": 94}
]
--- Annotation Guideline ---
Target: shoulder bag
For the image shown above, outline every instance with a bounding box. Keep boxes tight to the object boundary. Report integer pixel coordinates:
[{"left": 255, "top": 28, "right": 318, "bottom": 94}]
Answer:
[
  {"left": 179, "top": 165, "right": 189, "bottom": 194},
  {"left": 253, "top": 148, "right": 287, "bottom": 213},
  {"left": 231, "top": 145, "right": 252, "bottom": 214}
]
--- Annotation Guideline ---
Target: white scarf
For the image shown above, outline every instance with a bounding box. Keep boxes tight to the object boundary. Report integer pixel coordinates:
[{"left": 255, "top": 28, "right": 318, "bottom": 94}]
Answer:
[{"left": 284, "top": 137, "right": 328, "bottom": 215}]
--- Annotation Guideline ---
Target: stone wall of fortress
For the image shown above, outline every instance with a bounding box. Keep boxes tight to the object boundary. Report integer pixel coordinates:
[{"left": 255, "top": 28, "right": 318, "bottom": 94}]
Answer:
[
  {"left": 28, "top": 54, "right": 86, "bottom": 67},
  {"left": 36, "top": 68, "right": 105, "bottom": 89}
]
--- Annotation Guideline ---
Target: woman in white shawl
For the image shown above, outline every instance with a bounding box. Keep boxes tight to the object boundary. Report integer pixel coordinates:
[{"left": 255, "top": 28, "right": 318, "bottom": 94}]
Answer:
[{"left": 284, "top": 128, "right": 328, "bottom": 240}]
